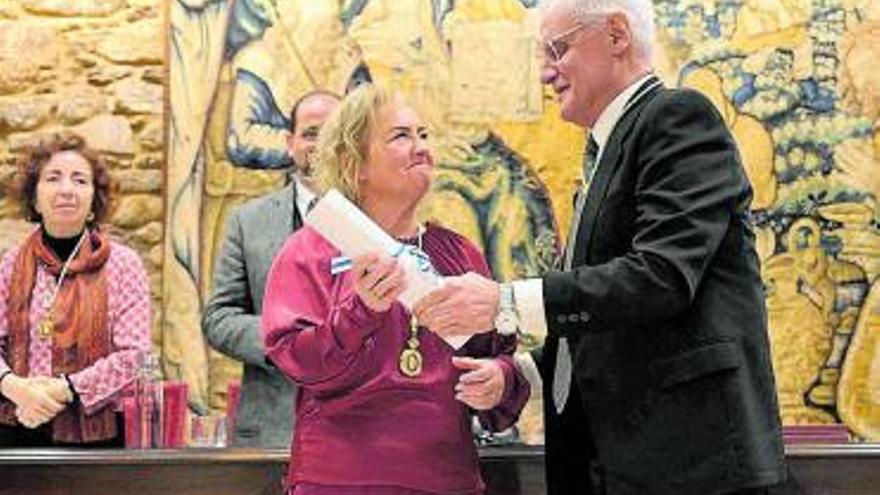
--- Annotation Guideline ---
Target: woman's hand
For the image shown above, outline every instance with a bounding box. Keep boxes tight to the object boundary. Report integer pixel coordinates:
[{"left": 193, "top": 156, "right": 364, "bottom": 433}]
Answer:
[
  {"left": 0, "top": 375, "right": 68, "bottom": 428},
  {"left": 31, "top": 377, "right": 74, "bottom": 405},
  {"left": 351, "top": 253, "right": 407, "bottom": 313},
  {"left": 451, "top": 357, "right": 505, "bottom": 411}
]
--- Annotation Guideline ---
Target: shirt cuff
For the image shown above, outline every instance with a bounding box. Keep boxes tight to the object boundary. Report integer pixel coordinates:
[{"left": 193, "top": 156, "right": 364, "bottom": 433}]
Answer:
[
  {"left": 58, "top": 373, "right": 79, "bottom": 404},
  {"left": 514, "top": 351, "right": 542, "bottom": 400},
  {"left": 512, "top": 278, "right": 547, "bottom": 340}
]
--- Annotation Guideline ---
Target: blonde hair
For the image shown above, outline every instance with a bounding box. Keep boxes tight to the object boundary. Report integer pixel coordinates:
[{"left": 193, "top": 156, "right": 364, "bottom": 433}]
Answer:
[{"left": 314, "top": 83, "right": 397, "bottom": 204}]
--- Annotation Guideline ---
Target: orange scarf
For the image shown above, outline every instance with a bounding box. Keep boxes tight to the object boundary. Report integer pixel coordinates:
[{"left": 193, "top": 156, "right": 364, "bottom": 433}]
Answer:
[{"left": 0, "top": 228, "right": 116, "bottom": 443}]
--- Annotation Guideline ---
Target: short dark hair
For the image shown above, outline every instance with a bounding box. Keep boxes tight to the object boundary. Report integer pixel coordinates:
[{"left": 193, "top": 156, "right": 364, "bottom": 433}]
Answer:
[
  {"left": 288, "top": 90, "right": 340, "bottom": 133},
  {"left": 10, "top": 132, "right": 115, "bottom": 228}
]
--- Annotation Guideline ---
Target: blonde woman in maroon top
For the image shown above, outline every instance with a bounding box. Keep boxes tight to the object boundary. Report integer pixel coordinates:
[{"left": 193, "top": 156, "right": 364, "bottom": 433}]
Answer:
[
  {"left": 262, "top": 84, "right": 530, "bottom": 495},
  {"left": 0, "top": 132, "right": 151, "bottom": 446}
]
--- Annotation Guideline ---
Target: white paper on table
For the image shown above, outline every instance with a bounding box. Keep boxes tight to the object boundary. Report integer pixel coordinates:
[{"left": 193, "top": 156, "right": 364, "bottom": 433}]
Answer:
[{"left": 305, "top": 189, "right": 470, "bottom": 349}]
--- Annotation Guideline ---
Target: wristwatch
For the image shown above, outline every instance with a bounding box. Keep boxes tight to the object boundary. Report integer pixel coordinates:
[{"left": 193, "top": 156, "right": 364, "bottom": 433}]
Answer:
[{"left": 494, "top": 282, "right": 520, "bottom": 336}]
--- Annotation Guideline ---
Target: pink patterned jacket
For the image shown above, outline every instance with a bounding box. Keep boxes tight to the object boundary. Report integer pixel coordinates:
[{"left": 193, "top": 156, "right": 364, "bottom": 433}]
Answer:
[{"left": 0, "top": 239, "right": 152, "bottom": 413}]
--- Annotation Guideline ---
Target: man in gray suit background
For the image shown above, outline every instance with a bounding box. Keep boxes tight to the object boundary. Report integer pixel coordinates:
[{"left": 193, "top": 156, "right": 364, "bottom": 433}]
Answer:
[{"left": 202, "top": 90, "right": 339, "bottom": 447}]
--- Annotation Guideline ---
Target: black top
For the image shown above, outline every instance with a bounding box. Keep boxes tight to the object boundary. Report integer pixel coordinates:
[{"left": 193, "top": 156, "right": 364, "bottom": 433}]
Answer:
[{"left": 41, "top": 229, "right": 84, "bottom": 261}]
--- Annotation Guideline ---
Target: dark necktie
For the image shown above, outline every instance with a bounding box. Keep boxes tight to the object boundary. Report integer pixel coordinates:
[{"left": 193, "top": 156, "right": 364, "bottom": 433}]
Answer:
[
  {"left": 562, "top": 133, "right": 599, "bottom": 270},
  {"left": 554, "top": 133, "right": 599, "bottom": 414}
]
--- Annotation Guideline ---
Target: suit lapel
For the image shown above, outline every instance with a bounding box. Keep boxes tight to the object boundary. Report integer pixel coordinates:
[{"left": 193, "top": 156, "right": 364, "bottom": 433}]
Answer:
[
  {"left": 572, "top": 78, "right": 664, "bottom": 264},
  {"left": 263, "top": 182, "right": 297, "bottom": 257},
  {"left": 269, "top": 182, "right": 297, "bottom": 232}
]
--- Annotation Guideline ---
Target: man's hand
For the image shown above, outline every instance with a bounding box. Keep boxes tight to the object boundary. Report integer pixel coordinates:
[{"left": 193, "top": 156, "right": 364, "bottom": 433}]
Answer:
[
  {"left": 1, "top": 375, "right": 68, "bottom": 428},
  {"left": 452, "top": 357, "right": 505, "bottom": 411},
  {"left": 414, "top": 272, "right": 499, "bottom": 338}
]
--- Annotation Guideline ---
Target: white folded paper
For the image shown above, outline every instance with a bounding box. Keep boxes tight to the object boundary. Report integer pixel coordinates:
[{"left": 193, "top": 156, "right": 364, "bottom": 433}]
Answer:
[{"left": 306, "top": 189, "right": 469, "bottom": 349}]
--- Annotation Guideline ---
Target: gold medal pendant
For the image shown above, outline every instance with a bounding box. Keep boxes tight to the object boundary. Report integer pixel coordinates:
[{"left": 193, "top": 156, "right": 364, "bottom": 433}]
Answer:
[
  {"left": 398, "top": 232, "right": 428, "bottom": 378},
  {"left": 399, "top": 347, "right": 423, "bottom": 377},
  {"left": 37, "top": 310, "right": 54, "bottom": 339},
  {"left": 399, "top": 314, "right": 423, "bottom": 377}
]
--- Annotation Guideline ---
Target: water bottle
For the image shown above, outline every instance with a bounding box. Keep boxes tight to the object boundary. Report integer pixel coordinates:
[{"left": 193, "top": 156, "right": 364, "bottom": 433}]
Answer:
[{"left": 135, "top": 353, "right": 164, "bottom": 448}]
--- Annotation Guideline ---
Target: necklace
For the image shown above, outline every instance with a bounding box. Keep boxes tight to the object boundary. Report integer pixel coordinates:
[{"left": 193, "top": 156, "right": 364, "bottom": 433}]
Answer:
[
  {"left": 399, "top": 225, "right": 425, "bottom": 378},
  {"left": 37, "top": 231, "right": 87, "bottom": 340}
]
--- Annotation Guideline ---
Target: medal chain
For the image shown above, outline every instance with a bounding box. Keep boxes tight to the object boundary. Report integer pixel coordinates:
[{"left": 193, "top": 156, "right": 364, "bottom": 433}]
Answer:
[{"left": 38, "top": 230, "right": 87, "bottom": 339}]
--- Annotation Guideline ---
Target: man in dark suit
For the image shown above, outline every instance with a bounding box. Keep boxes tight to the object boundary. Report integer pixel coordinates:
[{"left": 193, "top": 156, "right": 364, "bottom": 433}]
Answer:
[
  {"left": 415, "top": 0, "right": 786, "bottom": 493},
  {"left": 202, "top": 90, "right": 339, "bottom": 447}
]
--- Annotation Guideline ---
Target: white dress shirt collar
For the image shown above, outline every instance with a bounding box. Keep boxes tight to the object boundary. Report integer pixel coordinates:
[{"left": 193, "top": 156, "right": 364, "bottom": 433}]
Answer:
[
  {"left": 590, "top": 73, "right": 655, "bottom": 159},
  {"left": 293, "top": 176, "right": 316, "bottom": 216}
]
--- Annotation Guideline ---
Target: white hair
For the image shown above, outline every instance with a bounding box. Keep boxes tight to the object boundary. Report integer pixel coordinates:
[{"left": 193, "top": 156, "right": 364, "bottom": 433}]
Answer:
[{"left": 542, "top": 0, "right": 656, "bottom": 60}]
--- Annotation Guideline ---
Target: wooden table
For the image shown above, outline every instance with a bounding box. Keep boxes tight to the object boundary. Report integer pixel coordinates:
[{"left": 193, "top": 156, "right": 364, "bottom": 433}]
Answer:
[{"left": 1, "top": 444, "right": 878, "bottom": 494}]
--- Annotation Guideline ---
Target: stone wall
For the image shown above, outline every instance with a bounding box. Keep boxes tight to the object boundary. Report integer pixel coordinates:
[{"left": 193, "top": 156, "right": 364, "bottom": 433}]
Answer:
[{"left": 0, "top": 0, "right": 165, "bottom": 343}]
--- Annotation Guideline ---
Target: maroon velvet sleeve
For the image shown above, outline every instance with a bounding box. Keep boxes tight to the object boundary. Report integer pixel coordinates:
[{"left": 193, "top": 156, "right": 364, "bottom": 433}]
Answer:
[{"left": 261, "top": 228, "right": 388, "bottom": 394}]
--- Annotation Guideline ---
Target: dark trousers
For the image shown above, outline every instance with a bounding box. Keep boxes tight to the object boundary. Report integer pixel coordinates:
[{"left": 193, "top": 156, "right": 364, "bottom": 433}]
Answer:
[
  {"left": 546, "top": 385, "right": 781, "bottom": 495},
  {"left": 545, "top": 384, "right": 605, "bottom": 495}
]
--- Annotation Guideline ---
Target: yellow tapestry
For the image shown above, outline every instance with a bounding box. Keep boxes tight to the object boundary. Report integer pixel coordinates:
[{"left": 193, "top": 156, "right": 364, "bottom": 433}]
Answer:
[{"left": 164, "top": 0, "right": 880, "bottom": 441}]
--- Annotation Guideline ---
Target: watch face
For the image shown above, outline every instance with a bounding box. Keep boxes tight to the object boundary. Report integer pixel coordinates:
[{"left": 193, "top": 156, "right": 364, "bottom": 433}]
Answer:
[{"left": 494, "top": 311, "right": 518, "bottom": 336}]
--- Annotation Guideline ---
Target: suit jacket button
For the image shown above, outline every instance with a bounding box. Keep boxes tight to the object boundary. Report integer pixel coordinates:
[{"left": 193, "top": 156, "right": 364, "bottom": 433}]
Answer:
[{"left": 556, "top": 315, "right": 567, "bottom": 324}]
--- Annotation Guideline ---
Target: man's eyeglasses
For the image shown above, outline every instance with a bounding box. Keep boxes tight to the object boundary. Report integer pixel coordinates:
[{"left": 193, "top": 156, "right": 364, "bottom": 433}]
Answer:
[{"left": 543, "top": 22, "right": 589, "bottom": 63}]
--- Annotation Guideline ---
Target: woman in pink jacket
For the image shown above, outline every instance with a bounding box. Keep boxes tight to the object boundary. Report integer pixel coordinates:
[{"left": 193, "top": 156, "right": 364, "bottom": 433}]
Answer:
[{"left": 0, "top": 132, "right": 151, "bottom": 447}]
